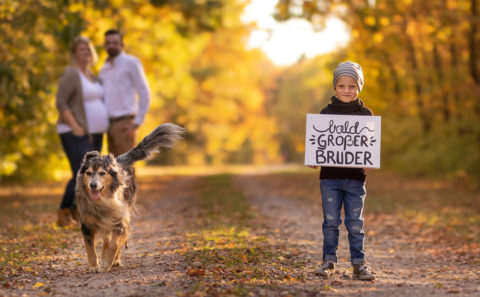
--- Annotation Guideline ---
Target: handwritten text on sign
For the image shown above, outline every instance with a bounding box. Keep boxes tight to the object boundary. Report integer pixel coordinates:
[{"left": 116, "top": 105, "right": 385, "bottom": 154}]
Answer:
[{"left": 304, "top": 114, "right": 381, "bottom": 168}]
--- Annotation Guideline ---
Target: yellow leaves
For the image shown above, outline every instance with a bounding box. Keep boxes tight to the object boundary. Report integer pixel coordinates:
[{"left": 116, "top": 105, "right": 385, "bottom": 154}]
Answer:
[
  {"left": 237, "top": 230, "right": 250, "bottom": 238},
  {"left": 403, "top": 0, "right": 413, "bottom": 5},
  {"left": 323, "top": 283, "right": 334, "bottom": 291},
  {"left": 373, "top": 32, "right": 384, "bottom": 43},
  {"left": 0, "top": 160, "right": 17, "bottom": 176},
  {"left": 364, "top": 16, "right": 376, "bottom": 27},
  {"left": 424, "top": 24, "right": 436, "bottom": 35},
  {"left": 393, "top": 14, "right": 403, "bottom": 23},
  {"left": 295, "top": 143, "right": 304, "bottom": 153},
  {"left": 3, "top": 0, "right": 285, "bottom": 172},
  {"left": 68, "top": 2, "right": 84, "bottom": 13},
  {"left": 32, "top": 282, "right": 44, "bottom": 289},
  {"left": 0, "top": 153, "right": 20, "bottom": 176},
  {"left": 244, "top": 89, "right": 263, "bottom": 111},
  {"left": 177, "top": 95, "right": 195, "bottom": 109},
  {"left": 436, "top": 28, "right": 451, "bottom": 42},
  {"left": 18, "top": 138, "right": 34, "bottom": 156},
  {"left": 379, "top": 17, "right": 390, "bottom": 27},
  {"left": 23, "top": 266, "right": 34, "bottom": 273},
  {"left": 446, "top": 0, "right": 459, "bottom": 10},
  {"left": 351, "top": 29, "right": 360, "bottom": 39},
  {"left": 406, "top": 21, "right": 416, "bottom": 36}
]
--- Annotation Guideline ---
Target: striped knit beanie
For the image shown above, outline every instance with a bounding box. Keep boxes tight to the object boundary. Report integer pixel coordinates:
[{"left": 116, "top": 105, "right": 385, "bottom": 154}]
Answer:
[{"left": 333, "top": 61, "right": 364, "bottom": 91}]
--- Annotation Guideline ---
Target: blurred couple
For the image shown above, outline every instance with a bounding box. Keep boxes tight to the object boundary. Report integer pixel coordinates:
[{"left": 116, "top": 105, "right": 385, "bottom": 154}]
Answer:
[{"left": 55, "top": 30, "right": 151, "bottom": 227}]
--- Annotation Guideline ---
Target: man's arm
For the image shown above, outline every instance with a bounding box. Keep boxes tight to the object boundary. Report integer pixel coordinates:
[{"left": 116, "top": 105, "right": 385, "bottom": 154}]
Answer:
[{"left": 131, "top": 58, "right": 150, "bottom": 127}]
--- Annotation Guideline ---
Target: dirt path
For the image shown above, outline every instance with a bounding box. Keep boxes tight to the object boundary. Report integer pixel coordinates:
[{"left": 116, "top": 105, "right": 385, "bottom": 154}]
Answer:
[
  {"left": 234, "top": 173, "right": 480, "bottom": 296},
  {"left": 1, "top": 171, "right": 479, "bottom": 297},
  {"left": 1, "top": 175, "right": 201, "bottom": 297}
]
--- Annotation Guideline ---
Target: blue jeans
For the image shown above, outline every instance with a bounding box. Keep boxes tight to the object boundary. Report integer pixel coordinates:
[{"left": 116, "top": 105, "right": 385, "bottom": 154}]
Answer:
[
  {"left": 320, "top": 178, "right": 366, "bottom": 265},
  {"left": 59, "top": 132, "right": 103, "bottom": 209}
]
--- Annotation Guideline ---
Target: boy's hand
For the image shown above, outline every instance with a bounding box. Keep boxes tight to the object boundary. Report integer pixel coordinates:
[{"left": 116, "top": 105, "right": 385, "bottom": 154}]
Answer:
[{"left": 306, "top": 165, "right": 318, "bottom": 169}]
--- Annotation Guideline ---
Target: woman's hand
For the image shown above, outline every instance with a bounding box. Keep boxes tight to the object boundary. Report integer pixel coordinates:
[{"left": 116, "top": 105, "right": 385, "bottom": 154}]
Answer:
[
  {"left": 60, "top": 109, "right": 85, "bottom": 136},
  {"left": 72, "top": 125, "right": 86, "bottom": 136}
]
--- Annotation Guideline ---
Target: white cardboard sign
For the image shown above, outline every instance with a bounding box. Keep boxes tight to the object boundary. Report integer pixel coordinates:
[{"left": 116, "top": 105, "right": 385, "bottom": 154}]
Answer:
[{"left": 304, "top": 114, "right": 381, "bottom": 168}]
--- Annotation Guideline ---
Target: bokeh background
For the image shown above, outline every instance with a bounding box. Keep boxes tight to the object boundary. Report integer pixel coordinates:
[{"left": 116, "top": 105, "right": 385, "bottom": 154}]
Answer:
[{"left": 1, "top": 0, "right": 479, "bottom": 182}]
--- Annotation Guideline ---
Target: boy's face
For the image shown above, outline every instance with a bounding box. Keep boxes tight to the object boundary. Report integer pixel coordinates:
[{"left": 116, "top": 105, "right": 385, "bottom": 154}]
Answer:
[{"left": 335, "top": 76, "right": 359, "bottom": 103}]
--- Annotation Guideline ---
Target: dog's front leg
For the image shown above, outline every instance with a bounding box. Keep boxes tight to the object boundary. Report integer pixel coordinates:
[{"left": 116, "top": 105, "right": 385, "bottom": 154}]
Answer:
[
  {"left": 113, "top": 232, "right": 130, "bottom": 267},
  {"left": 101, "top": 232, "right": 123, "bottom": 267},
  {"left": 81, "top": 224, "right": 100, "bottom": 272},
  {"left": 102, "top": 229, "right": 127, "bottom": 272},
  {"left": 113, "top": 248, "right": 123, "bottom": 267}
]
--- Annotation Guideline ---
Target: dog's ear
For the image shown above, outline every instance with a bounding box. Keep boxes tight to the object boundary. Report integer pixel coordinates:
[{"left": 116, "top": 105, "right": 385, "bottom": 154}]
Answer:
[
  {"left": 106, "top": 153, "right": 119, "bottom": 175},
  {"left": 106, "top": 153, "right": 118, "bottom": 166},
  {"left": 84, "top": 151, "right": 101, "bottom": 162},
  {"left": 80, "top": 151, "right": 100, "bottom": 174}
]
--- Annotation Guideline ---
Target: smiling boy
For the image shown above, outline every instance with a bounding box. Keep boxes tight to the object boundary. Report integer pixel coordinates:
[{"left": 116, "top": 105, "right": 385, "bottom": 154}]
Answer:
[{"left": 308, "top": 61, "right": 375, "bottom": 281}]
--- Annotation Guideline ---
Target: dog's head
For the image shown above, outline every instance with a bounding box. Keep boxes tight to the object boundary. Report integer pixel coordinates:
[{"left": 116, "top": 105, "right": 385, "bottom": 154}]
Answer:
[{"left": 78, "top": 152, "right": 122, "bottom": 201}]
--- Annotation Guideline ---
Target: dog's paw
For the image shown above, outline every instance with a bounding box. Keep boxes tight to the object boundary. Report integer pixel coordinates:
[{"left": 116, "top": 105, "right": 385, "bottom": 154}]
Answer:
[
  {"left": 112, "top": 259, "right": 123, "bottom": 267},
  {"left": 88, "top": 266, "right": 102, "bottom": 273},
  {"left": 102, "top": 262, "right": 113, "bottom": 272}
]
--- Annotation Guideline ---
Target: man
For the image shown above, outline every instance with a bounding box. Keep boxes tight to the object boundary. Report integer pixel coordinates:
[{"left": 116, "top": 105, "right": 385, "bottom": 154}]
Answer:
[{"left": 99, "top": 29, "right": 151, "bottom": 156}]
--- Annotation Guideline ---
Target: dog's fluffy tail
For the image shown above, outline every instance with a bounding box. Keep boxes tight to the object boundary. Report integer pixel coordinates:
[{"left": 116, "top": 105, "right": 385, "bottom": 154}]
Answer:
[{"left": 117, "top": 123, "right": 185, "bottom": 165}]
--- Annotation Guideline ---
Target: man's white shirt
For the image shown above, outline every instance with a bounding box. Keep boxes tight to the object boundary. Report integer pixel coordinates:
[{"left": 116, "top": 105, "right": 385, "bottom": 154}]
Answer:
[{"left": 99, "top": 52, "right": 150, "bottom": 126}]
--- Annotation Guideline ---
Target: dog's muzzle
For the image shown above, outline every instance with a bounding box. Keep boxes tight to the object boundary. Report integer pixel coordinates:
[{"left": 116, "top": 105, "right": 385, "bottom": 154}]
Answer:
[{"left": 89, "top": 183, "right": 104, "bottom": 201}]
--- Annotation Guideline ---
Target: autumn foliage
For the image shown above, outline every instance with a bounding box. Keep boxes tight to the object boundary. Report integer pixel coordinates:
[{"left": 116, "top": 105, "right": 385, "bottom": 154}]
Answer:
[
  {"left": 274, "top": 0, "right": 480, "bottom": 177},
  {"left": 1, "top": 0, "right": 480, "bottom": 181}
]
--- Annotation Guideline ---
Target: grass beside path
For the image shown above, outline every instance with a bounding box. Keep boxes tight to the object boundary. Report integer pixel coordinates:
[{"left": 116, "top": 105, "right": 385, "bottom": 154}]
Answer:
[
  {"left": 0, "top": 182, "right": 78, "bottom": 288},
  {"left": 1, "top": 168, "right": 479, "bottom": 296},
  {"left": 181, "top": 174, "right": 309, "bottom": 297}
]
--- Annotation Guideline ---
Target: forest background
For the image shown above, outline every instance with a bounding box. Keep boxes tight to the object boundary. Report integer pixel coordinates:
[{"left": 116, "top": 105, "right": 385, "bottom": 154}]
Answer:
[{"left": 1, "top": 0, "right": 479, "bottom": 183}]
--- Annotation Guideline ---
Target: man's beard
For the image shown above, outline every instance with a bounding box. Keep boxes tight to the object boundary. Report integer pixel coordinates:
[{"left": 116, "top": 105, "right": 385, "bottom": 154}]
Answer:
[{"left": 107, "top": 48, "right": 120, "bottom": 58}]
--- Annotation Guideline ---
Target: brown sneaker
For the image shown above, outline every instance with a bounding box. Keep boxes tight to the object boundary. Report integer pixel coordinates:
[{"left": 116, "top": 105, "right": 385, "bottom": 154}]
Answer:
[
  {"left": 353, "top": 263, "right": 375, "bottom": 281},
  {"left": 315, "top": 260, "right": 335, "bottom": 277},
  {"left": 57, "top": 208, "right": 73, "bottom": 227}
]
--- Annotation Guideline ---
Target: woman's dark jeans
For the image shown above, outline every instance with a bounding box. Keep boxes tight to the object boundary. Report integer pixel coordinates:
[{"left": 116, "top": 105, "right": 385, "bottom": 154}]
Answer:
[{"left": 59, "top": 132, "right": 103, "bottom": 209}]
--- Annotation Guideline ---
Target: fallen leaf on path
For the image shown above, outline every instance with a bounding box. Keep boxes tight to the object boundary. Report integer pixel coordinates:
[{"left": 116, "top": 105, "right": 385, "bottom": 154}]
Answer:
[
  {"left": 32, "top": 282, "right": 44, "bottom": 289},
  {"left": 187, "top": 268, "right": 206, "bottom": 277},
  {"left": 2, "top": 283, "right": 12, "bottom": 289}
]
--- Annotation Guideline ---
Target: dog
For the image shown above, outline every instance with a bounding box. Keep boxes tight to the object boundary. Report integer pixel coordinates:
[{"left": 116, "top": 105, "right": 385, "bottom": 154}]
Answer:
[{"left": 74, "top": 123, "right": 185, "bottom": 272}]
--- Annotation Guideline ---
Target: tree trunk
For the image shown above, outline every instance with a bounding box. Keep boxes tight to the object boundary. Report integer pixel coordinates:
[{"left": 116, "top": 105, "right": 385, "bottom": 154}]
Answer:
[
  {"left": 433, "top": 43, "right": 450, "bottom": 121},
  {"left": 384, "top": 51, "right": 401, "bottom": 96},
  {"left": 404, "top": 17, "right": 431, "bottom": 133},
  {"left": 469, "top": 0, "right": 479, "bottom": 85}
]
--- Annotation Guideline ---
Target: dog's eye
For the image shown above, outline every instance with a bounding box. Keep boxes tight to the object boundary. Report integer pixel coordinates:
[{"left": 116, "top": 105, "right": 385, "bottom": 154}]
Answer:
[
  {"left": 99, "top": 171, "right": 106, "bottom": 176},
  {"left": 86, "top": 171, "right": 93, "bottom": 176}
]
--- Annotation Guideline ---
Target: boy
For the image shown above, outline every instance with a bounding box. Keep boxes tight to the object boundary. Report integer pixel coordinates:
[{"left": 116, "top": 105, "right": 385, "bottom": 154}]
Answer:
[{"left": 308, "top": 61, "right": 375, "bottom": 281}]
